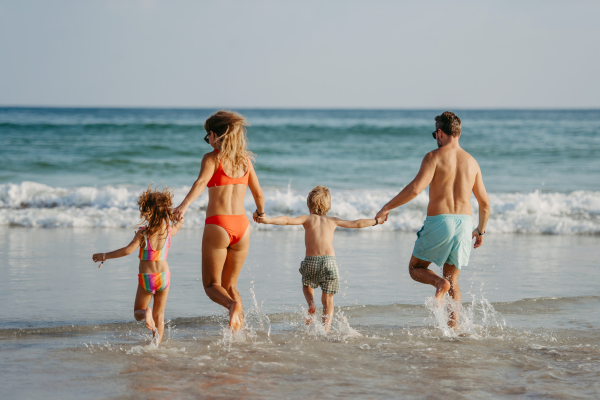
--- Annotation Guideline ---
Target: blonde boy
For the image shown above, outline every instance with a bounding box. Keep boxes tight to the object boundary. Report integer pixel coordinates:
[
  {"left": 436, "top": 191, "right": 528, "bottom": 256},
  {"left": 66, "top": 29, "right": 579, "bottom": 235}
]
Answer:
[{"left": 257, "top": 186, "right": 382, "bottom": 332}]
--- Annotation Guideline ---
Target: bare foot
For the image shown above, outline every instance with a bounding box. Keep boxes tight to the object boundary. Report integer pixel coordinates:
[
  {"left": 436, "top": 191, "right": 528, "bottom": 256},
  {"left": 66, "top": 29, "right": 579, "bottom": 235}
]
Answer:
[
  {"left": 448, "top": 319, "right": 459, "bottom": 330},
  {"left": 144, "top": 307, "right": 155, "bottom": 331},
  {"left": 305, "top": 304, "right": 316, "bottom": 325},
  {"left": 229, "top": 302, "right": 244, "bottom": 331},
  {"left": 435, "top": 279, "right": 451, "bottom": 302}
]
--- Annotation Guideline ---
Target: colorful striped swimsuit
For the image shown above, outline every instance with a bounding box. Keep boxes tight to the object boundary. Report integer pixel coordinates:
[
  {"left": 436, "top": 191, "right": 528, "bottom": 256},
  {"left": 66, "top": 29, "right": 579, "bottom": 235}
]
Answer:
[{"left": 138, "top": 226, "right": 171, "bottom": 294}]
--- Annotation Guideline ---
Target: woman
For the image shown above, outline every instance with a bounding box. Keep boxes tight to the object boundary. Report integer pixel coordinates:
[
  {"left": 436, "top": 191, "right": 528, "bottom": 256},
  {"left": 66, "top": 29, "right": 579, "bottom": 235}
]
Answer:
[{"left": 174, "top": 110, "right": 265, "bottom": 331}]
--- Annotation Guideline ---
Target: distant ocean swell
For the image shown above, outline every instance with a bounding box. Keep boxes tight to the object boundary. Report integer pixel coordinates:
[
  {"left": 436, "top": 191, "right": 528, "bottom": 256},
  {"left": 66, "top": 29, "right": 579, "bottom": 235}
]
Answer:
[{"left": 1, "top": 182, "right": 599, "bottom": 234}]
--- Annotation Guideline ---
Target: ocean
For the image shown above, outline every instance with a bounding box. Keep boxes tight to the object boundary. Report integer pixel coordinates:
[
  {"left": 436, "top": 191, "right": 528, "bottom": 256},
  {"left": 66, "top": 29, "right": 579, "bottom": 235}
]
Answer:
[{"left": 1, "top": 108, "right": 599, "bottom": 399}]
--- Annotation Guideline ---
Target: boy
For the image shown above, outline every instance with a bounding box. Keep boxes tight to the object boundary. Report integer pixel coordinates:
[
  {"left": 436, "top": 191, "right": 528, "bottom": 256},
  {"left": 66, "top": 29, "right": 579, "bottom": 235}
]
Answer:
[{"left": 257, "top": 186, "right": 382, "bottom": 332}]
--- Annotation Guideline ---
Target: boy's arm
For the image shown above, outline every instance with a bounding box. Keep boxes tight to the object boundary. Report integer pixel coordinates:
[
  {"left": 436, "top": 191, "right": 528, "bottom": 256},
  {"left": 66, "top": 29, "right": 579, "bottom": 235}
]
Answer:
[
  {"left": 171, "top": 217, "right": 185, "bottom": 236},
  {"left": 332, "top": 216, "right": 382, "bottom": 229},
  {"left": 92, "top": 231, "right": 143, "bottom": 265},
  {"left": 257, "top": 215, "right": 309, "bottom": 225}
]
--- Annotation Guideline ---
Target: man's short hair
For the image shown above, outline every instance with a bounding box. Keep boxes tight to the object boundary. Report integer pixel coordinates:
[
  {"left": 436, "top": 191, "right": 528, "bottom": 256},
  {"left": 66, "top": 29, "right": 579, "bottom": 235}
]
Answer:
[
  {"left": 307, "top": 186, "right": 331, "bottom": 216},
  {"left": 435, "top": 111, "right": 461, "bottom": 137}
]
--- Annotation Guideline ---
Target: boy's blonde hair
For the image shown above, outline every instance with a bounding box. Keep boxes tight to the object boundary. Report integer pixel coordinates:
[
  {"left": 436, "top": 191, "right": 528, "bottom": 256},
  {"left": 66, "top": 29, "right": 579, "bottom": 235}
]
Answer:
[{"left": 307, "top": 186, "right": 331, "bottom": 216}]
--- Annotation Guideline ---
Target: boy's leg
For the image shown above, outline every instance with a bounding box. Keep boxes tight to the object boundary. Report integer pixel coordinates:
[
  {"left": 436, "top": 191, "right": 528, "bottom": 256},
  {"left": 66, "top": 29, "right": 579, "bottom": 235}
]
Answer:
[
  {"left": 302, "top": 285, "right": 316, "bottom": 324},
  {"left": 133, "top": 285, "right": 154, "bottom": 330},
  {"left": 321, "top": 292, "right": 334, "bottom": 332},
  {"left": 152, "top": 287, "right": 169, "bottom": 343},
  {"left": 443, "top": 263, "right": 461, "bottom": 329}
]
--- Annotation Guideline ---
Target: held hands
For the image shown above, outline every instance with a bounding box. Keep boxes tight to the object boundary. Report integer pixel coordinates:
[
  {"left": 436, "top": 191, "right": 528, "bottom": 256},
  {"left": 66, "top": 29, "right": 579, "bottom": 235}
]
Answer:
[
  {"left": 173, "top": 204, "right": 188, "bottom": 221},
  {"left": 375, "top": 208, "right": 389, "bottom": 224},
  {"left": 253, "top": 210, "right": 265, "bottom": 223},
  {"left": 472, "top": 229, "right": 484, "bottom": 249}
]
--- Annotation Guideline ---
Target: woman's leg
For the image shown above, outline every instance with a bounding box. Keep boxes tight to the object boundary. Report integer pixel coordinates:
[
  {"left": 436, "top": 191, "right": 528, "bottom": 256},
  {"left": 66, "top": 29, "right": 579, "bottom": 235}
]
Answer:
[
  {"left": 222, "top": 224, "right": 251, "bottom": 331},
  {"left": 133, "top": 284, "right": 154, "bottom": 330},
  {"left": 151, "top": 287, "right": 169, "bottom": 343},
  {"left": 202, "top": 224, "right": 242, "bottom": 329}
]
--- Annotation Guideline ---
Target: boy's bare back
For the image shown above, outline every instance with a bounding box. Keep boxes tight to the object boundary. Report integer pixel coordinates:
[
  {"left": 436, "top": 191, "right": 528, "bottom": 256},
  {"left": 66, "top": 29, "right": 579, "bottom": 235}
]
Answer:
[{"left": 302, "top": 214, "right": 338, "bottom": 257}]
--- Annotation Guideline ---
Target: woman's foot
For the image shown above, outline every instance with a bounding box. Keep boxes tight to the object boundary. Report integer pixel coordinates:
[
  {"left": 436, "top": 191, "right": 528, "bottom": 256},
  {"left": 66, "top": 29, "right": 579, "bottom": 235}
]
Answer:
[
  {"left": 144, "top": 307, "right": 156, "bottom": 331},
  {"left": 305, "top": 304, "right": 316, "bottom": 325},
  {"left": 229, "top": 302, "right": 244, "bottom": 331}
]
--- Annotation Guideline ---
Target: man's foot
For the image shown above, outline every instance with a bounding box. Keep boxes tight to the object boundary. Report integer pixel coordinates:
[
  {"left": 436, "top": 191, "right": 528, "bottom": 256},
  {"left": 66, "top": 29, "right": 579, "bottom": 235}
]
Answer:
[
  {"left": 229, "top": 302, "right": 243, "bottom": 331},
  {"left": 306, "top": 304, "right": 316, "bottom": 325},
  {"left": 435, "top": 279, "right": 451, "bottom": 302},
  {"left": 144, "top": 307, "right": 156, "bottom": 331}
]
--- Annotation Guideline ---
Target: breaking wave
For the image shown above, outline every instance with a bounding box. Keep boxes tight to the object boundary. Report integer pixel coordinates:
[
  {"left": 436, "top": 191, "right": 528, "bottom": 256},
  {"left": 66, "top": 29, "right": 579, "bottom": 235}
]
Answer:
[{"left": 1, "top": 181, "right": 599, "bottom": 234}]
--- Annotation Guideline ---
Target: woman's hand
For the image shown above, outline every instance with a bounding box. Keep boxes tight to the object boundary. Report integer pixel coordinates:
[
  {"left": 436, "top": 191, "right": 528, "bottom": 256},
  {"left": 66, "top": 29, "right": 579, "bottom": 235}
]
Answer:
[{"left": 253, "top": 211, "right": 259, "bottom": 222}]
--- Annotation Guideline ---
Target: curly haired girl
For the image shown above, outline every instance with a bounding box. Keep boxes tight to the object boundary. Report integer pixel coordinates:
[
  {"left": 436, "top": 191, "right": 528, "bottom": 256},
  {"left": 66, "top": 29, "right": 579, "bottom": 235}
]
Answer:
[{"left": 92, "top": 186, "right": 184, "bottom": 344}]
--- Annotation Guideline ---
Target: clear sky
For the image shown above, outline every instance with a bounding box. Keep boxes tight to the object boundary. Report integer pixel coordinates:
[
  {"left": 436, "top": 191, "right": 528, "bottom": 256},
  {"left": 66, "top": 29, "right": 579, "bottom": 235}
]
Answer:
[{"left": 1, "top": 0, "right": 599, "bottom": 108}]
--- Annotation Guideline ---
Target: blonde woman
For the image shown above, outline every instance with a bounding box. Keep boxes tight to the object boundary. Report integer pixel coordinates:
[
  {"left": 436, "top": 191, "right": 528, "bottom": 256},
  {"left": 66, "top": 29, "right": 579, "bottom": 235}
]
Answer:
[{"left": 174, "top": 111, "right": 265, "bottom": 331}]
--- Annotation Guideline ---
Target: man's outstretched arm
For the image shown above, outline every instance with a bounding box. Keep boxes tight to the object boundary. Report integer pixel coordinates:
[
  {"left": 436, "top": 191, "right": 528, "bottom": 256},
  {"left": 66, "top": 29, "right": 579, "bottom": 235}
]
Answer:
[
  {"left": 472, "top": 166, "right": 491, "bottom": 249},
  {"left": 376, "top": 152, "right": 436, "bottom": 221}
]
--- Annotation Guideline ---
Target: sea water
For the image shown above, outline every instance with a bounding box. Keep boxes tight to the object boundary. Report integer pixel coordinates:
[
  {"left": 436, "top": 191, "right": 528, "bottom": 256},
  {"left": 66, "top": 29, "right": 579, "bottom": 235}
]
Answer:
[{"left": 1, "top": 108, "right": 599, "bottom": 399}]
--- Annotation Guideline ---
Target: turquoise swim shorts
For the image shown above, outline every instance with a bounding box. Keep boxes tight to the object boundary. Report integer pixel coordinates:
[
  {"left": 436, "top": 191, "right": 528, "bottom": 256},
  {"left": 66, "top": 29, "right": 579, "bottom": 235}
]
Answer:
[{"left": 412, "top": 214, "right": 473, "bottom": 269}]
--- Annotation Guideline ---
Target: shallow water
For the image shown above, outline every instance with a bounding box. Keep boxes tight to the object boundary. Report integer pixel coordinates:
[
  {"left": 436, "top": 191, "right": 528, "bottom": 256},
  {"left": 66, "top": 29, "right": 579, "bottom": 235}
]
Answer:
[{"left": 1, "top": 228, "right": 599, "bottom": 399}]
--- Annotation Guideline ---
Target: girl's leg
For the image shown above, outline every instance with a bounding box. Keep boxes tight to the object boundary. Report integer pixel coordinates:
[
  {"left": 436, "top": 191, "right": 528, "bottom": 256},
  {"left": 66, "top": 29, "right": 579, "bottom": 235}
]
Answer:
[
  {"left": 302, "top": 285, "right": 316, "bottom": 324},
  {"left": 321, "top": 293, "right": 334, "bottom": 332},
  {"left": 151, "top": 286, "right": 169, "bottom": 343},
  {"left": 222, "top": 224, "right": 251, "bottom": 331},
  {"left": 133, "top": 284, "right": 154, "bottom": 330},
  {"left": 202, "top": 224, "right": 242, "bottom": 330}
]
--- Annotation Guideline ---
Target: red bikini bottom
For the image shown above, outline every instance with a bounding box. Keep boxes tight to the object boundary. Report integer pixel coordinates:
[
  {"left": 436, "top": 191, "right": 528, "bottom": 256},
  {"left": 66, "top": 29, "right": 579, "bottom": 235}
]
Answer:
[{"left": 205, "top": 215, "right": 250, "bottom": 245}]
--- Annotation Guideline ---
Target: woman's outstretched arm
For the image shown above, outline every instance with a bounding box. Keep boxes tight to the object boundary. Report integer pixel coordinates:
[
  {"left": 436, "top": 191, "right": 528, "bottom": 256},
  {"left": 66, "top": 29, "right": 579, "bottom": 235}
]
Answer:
[
  {"left": 174, "top": 153, "right": 216, "bottom": 219},
  {"left": 247, "top": 162, "right": 265, "bottom": 222}
]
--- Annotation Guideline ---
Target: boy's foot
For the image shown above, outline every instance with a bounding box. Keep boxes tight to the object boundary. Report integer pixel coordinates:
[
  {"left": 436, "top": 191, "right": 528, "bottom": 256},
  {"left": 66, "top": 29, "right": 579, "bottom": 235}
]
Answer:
[
  {"left": 229, "top": 302, "right": 243, "bottom": 331},
  {"left": 434, "top": 279, "right": 451, "bottom": 302},
  {"left": 305, "top": 304, "right": 316, "bottom": 325},
  {"left": 144, "top": 307, "right": 156, "bottom": 331}
]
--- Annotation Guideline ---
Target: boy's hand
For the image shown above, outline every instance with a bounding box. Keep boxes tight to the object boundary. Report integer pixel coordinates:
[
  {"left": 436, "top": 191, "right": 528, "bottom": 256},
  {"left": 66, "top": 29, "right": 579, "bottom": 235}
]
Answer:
[{"left": 257, "top": 216, "right": 267, "bottom": 224}]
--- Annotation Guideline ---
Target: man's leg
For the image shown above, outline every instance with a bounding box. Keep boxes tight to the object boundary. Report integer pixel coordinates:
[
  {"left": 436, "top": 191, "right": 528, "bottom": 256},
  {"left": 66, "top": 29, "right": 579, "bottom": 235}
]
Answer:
[
  {"left": 408, "top": 255, "right": 451, "bottom": 302},
  {"left": 443, "top": 263, "right": 460, "bottom": 329}
]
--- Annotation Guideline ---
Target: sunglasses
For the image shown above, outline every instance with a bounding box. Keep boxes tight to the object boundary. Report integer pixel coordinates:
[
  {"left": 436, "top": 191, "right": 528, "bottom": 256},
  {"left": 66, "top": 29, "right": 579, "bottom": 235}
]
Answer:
[
  {"left": 204, "top": 132, "right": 210, "bottom": 144},
  {"left": 432, "top": 129, "right": 438, "bottom": 139}
]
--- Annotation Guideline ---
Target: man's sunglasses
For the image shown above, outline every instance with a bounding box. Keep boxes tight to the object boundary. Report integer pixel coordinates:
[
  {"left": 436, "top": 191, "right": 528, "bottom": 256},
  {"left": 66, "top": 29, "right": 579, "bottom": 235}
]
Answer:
[{"left": 432, "top": 129, "right": 438, "bottom": 139}]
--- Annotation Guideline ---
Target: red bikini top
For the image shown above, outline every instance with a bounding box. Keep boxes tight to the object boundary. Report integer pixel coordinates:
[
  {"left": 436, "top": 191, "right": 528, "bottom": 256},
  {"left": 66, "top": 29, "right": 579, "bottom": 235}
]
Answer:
[{"left": 207, "top": 151, "right": 250, "bottom": 188}]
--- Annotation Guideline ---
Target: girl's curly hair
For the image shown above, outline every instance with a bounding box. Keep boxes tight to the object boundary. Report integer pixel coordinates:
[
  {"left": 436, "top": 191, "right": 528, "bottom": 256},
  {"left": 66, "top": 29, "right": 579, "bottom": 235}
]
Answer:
[{"left": 137, "top": 185, "right": 177, "bottom": 245}]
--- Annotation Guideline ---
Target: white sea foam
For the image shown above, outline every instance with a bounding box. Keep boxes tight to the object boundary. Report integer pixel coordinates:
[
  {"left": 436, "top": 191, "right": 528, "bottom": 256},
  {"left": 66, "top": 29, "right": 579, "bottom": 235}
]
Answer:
[{"left": 1, "top": 181, "right": 599, "bottom": 234}]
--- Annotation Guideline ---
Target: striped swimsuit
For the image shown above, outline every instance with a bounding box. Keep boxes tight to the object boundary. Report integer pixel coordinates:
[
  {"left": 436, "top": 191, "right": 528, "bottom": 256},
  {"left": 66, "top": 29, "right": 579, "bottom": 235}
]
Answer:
[{"left": 138, "top": 225, "right": 171, "bottom": 294}]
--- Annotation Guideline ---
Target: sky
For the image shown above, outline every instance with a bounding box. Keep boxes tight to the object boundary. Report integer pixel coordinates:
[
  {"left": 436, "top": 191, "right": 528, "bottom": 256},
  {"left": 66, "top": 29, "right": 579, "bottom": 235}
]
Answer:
[{"left": 1, "top": 0, "right": 599, "bottom": 109}]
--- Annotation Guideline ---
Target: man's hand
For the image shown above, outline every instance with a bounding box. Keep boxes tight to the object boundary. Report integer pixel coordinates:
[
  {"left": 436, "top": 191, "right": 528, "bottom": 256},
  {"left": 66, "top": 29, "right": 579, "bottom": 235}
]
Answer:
[
  {"left": 375, "top": 208, "right": 389, "bottom": 223},
  {"left": 472, "top": 229, "right": 484, "bottom": 249}
]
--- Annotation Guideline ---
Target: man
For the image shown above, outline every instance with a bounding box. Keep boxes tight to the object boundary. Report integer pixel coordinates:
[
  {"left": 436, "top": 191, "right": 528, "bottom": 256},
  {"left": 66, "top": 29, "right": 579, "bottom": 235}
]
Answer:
[{"left": 376, "top": 111, "right": 491, "bottom": 328}]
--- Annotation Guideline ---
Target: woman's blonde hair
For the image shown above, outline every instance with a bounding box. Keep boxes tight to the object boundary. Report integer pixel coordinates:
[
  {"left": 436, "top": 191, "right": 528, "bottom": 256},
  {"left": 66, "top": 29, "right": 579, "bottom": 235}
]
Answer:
[
  {"left": 137, "top": 185, "right": 177, "bottom": 245},
  {"left": 307, "top": 186, "right": 331, "bottom": 216},
  {"left": 205, "top": 110, "right": 255, "bottom": 174}
]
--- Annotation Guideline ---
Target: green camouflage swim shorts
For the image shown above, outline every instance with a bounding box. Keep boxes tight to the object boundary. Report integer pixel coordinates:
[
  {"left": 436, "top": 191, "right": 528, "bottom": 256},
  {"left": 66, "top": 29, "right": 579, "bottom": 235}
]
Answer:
[{"left": 299, "top": 255, "right": 340, "bottom": 294}]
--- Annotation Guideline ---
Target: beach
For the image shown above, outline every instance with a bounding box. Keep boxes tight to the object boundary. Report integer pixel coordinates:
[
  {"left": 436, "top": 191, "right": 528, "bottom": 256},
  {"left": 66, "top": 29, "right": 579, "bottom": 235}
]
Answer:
[{"left": 1, "top": 108, "right": 600, "bottom": 399}]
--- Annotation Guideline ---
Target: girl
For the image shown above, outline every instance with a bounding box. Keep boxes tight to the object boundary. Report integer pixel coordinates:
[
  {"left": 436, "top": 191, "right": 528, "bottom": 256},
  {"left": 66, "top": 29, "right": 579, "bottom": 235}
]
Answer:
[
  {"left": 92, "top": 186, "right": 184, "bottom": 344},
  {"left": 174, "top": 110, "right": 265, "bottom": 331}
]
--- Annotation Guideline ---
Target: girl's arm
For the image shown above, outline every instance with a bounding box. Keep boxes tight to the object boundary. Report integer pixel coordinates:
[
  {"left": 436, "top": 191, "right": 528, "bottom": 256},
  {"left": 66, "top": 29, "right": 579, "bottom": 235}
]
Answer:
[
  {"left": 170, "top": 217, "right": 185, "bottom": 236},
  {"left": 173, "top": 153, "right": 217, "bottom": 220},
  {"left": 257, "top": 215, "right": 308, "bottom": 225},
  {"left": 92, "top": 231, "right": 143, "bottom": 266},
  {"left": 331, "top": 216, "right": 382, "bottom": 229},
  {"left": 247, "top": 162, "right": 265, "bottom": 222}
]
